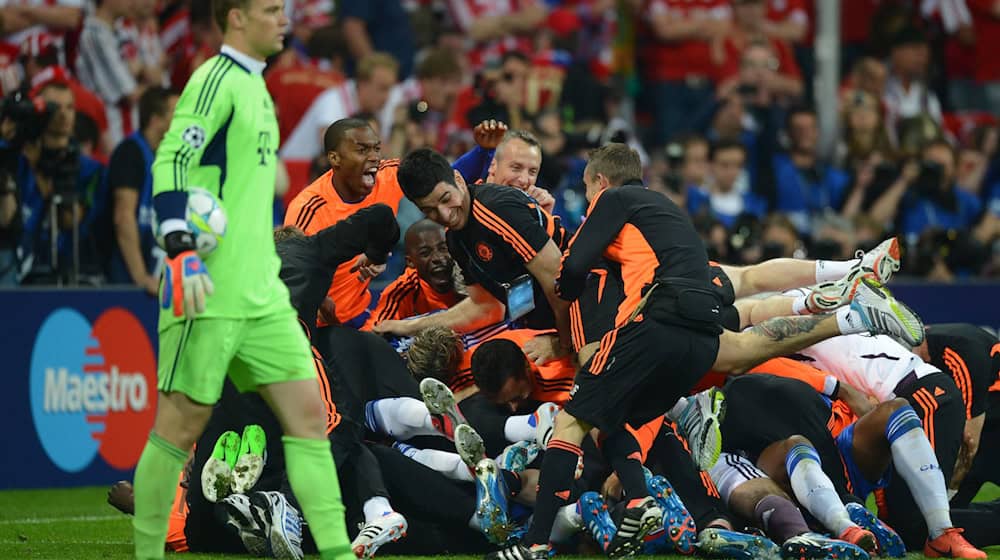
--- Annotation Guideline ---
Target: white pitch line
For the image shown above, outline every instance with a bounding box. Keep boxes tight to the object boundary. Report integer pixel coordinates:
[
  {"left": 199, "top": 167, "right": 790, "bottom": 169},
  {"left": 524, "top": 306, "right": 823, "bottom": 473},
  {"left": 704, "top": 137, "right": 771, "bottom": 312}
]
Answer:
[{"left": 0, "top": 514, "right": 125, "bottom": 525}]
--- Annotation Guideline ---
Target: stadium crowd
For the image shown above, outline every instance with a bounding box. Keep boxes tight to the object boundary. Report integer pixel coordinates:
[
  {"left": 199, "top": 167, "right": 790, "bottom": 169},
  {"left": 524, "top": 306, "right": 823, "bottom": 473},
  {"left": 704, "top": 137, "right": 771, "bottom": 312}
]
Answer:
[
  {"left": 0, "top": 0, "right": 996, "bottom": 288},
  {"left": 3, "top": 1, "right": 994, "bottom": 560}
]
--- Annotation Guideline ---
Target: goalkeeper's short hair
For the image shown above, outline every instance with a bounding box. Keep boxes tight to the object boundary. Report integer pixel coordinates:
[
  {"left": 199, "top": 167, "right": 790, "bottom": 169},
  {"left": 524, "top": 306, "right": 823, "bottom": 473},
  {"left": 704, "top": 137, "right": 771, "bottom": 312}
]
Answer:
[{"left": 212, "top": 0, "right": 251, "bottom": 33}]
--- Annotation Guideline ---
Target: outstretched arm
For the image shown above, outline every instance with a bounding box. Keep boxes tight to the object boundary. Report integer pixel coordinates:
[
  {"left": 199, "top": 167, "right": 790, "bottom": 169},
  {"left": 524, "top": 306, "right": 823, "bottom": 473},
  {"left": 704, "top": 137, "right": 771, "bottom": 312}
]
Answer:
[
  {"left": 373, "top": 283, "right": 505, "bottom": 336},
  {"left": 313, "top": 203, "right": 400, "bottom": 268}
]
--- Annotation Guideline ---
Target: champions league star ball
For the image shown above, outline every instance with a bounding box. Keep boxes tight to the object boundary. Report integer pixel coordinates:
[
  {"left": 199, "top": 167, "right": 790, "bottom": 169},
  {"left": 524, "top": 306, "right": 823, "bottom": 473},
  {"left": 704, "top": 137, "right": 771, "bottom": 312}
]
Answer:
[{"left": 154, "top": 187, "right": 227, "bottom": 256}]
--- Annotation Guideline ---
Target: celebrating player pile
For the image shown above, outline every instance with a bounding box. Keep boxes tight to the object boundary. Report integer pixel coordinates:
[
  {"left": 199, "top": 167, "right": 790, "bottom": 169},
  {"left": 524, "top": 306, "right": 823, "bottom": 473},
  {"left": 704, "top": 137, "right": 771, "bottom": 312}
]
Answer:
[{"left": 116, "top": 2, "right": 999, "bottom": 557}]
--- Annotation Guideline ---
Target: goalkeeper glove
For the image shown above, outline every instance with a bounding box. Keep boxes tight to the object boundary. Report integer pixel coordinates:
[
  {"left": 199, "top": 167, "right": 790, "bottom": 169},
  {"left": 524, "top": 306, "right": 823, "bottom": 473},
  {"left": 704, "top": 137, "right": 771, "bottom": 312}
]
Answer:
[{"left": 161, "top": 231, "right": 214, "bottom": 319}]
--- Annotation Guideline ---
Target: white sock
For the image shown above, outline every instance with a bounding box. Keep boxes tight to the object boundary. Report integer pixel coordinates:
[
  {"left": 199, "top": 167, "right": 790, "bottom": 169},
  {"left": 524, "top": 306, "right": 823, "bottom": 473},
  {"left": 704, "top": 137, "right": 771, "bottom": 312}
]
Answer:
[
  {"left": 835, "top": 307, "right": 866, "bottom": 335},
  {"left": 885, "top": 406, "right": 952, "bottom": 539},
  {"left": 396, "top": 443, "right": 474, "bottom": 482},
  {"left": 549, "top": 503, "right": 583, "bottom": 543},
  {"left": 362, "top": 496, "right": 393, "bottom": 523},
  {"left": 786, "top": 443, "right": 854, "bottom": 535},
  {"left": 815, "top": 259, "right": 858, "bottom": 283},
  {"left": 366, "top": 398, "right": 438, "bottom": 439},
  {"left": 504, "top": 414, "right": 537, "bottom": 443},
  {"left": 791, "top": 295, "right": 811, "bottom": 315},
  {"left": 468, "top": 512, "right": 482, "bottom": 531}
]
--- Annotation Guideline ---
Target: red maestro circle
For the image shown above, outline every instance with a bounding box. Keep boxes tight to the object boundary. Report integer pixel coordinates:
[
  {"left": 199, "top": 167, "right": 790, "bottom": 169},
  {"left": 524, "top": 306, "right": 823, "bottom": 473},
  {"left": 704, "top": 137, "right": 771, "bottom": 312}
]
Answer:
[{"left": 89, "top": 308, "right": 157, "bottom": 469}]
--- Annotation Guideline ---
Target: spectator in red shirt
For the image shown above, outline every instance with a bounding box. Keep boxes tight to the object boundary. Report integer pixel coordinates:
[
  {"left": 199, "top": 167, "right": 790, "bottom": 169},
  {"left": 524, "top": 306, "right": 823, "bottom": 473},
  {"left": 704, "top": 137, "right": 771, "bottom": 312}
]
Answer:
[
  {"left": 0, "top": 0, "right": 84, "bottom": 71},
  {"left": 763, "top": 0, "right": 809, "bottom": 43},
  {"left": 639, "top": 0, "right": 731, "bottom": 147},
  {"left": 445, "top": 0, "right": 548, "bottom": 71},
  {"left": 841, "top": 0, "right": 881, "bottom": 75},
  {"left": 967, "top": 1, "right": 1000, "bottom": 114},
  {"left": 921, "top": 0, "right": 979, "bottom": 111},
  {"left": 714, "top": 0, "right": 803, "bottom": 102}
]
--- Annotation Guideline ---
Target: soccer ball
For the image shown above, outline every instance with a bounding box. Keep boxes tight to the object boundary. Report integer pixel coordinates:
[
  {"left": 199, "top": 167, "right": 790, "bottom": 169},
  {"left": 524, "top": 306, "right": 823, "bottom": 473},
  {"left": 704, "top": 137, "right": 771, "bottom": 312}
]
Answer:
[
  {"left": 186, "top": 188, "right": 227, "bottom": 255},
  {"left": 154, "top": 187, "right": 227, "bottom": 256}
]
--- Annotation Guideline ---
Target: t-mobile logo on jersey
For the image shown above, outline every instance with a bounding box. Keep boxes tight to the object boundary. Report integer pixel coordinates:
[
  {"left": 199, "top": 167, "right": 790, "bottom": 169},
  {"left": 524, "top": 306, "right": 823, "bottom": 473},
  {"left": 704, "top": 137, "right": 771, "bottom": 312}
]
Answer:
[{"left": 257, "top": 131, "right": 273, "bottom": 166}]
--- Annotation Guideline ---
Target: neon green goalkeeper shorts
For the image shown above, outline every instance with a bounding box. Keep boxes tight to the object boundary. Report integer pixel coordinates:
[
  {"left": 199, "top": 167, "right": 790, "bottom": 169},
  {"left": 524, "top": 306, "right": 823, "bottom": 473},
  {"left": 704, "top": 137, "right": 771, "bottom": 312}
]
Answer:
[{"left": 157, "top": 308, "right": 315, "bottom": 404}]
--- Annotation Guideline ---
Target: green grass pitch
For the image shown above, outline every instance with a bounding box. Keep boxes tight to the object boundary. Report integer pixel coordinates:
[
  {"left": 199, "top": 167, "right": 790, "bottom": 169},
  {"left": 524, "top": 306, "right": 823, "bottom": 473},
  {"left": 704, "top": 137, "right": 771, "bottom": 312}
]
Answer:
[{"left": 2, "top": 485, "right": 999, "bottom": 559}]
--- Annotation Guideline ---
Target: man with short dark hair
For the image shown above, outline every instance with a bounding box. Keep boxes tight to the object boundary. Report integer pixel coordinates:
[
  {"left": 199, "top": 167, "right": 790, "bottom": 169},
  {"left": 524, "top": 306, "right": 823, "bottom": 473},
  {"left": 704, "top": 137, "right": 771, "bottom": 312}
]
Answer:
[
  {"left": 471, "top": 335, "right": 574, "bottom": 412},
  {"left": 375, "top": 147, "right": 572, "bottom": 357},
  {"left": 109, "top": 86, "right": 178, "bottom": 293},
  {"left": 490, "top": 143, "right": 725, "bottom": 560},
  {"left": 285, "top": 118, "right": 402, "bottom": 327},
  {"left": 364, "top": 219, "right": 462, "bottom": 328},
  {"left": 771, "top": 106, "right": 850, "bottom": 234},
  {"left": 687, "top": 139, "right": 767, "bottom": 228}
]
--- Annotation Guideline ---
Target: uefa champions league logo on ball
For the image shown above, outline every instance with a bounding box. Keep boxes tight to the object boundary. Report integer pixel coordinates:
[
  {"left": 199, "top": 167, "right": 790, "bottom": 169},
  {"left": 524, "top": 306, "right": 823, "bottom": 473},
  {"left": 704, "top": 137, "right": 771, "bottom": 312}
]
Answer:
[{"left": 29, "top": 308, "right": 157, "bottom": 472}]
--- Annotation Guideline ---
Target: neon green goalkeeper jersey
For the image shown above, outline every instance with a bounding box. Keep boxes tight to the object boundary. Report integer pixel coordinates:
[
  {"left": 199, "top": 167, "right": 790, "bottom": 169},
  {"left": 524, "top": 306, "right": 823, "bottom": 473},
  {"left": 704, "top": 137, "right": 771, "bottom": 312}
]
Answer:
[{"left": 152, "top": 46, "right": 289, "bottom": 327}]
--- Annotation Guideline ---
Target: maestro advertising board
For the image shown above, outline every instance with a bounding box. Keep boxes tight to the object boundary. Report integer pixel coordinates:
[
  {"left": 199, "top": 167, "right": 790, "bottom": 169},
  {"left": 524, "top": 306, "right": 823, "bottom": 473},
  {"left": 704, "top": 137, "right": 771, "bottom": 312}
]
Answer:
[{"left": 1, "top": 290, "right": 157, "bottom": 489}]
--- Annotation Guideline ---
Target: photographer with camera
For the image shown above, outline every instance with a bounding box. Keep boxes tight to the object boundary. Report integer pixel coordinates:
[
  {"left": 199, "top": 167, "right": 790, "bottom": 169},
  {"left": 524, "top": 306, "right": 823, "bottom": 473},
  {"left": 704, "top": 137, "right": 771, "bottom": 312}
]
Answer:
[
  {"left": 108, "top": 86, "right": 177, "bottom": 295},
  {"left": 860, "top": 139, "right": 983, "bottom": 246},
  {"left": 12, "top": 81, "right": 107, "bottom": 285},
  {"left": 899, "top": 140, "right": 983, "bottom": 240}
]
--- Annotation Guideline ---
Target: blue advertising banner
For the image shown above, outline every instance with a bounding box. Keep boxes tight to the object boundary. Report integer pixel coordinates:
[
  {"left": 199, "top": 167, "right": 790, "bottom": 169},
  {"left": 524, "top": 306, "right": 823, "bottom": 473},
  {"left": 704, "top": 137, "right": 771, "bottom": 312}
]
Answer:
[
  {"left": 891, "top": 282, "right": 1000, "bottom": 334},
  {"left": 0, "top": 282, "right": 997, "bottom": 489},
  {"left": 0, "top": 289, "right": 158, "bottom": 489}
]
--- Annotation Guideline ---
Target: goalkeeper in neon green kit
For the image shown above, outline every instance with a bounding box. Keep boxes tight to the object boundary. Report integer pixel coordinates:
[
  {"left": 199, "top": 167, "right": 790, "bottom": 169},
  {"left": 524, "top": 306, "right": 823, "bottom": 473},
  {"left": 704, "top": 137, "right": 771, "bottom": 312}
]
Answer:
[{"left": 132, "top": 1, "right": 352, "bottom": 559}]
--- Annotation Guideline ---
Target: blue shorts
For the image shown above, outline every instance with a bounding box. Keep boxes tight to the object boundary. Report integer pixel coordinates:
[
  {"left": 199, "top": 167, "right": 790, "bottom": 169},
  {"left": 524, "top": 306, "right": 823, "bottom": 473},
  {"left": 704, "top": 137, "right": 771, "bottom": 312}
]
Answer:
[{"left": 835, "top": 422, "right": 891, "bottom": 499}]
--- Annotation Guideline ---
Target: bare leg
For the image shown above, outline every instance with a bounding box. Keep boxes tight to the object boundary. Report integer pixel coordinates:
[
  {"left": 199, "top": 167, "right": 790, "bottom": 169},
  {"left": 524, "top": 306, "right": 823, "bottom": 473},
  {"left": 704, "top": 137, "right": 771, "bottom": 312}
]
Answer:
[
  {"left": 734, "top": 296, "right": 799, "bottom": 330},
  {"left": 723, "top": 260, "right": 825, "bottom": 299},
  {"left": 714, "top": 315, "right": 841, "bottom": 373}
]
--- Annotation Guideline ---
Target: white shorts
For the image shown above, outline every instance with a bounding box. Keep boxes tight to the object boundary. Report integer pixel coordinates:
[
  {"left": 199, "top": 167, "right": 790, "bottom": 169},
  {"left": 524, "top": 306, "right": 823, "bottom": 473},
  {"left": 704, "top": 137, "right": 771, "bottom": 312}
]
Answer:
[{"left": 708, "top": 452, "right": 768, "bottom": 505}]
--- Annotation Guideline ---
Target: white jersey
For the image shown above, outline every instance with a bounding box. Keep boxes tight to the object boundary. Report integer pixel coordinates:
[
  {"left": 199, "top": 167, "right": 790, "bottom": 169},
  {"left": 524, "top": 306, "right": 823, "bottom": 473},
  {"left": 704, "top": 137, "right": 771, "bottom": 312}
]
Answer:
[
  {"left": 795, "top": 334, "right": 940, "bottom": 401},
  {"left": 279, "top": 79, "right": 359, "bottom": 160}
]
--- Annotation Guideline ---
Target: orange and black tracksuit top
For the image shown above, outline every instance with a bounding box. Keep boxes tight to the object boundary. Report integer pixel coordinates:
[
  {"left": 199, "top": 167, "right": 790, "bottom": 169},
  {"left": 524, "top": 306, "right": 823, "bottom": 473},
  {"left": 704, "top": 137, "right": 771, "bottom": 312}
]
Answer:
[
  {"left": 284, "top": 160, "right": 404, "bottom": 325},
  {"left": 557, "top": 183, "right": 715, "bottom": 327},
  {"left": 363, "top": 267, "right": 462, "bottom": 330},
  {"left": 448, "top": 183, "right": 566, "bottom": 330},
  {"left": 925, "top": 323, "right": 1000, "bottom": 419},
  {"left": 449, "top": 328, "right": 576, "bottom": 403}
]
